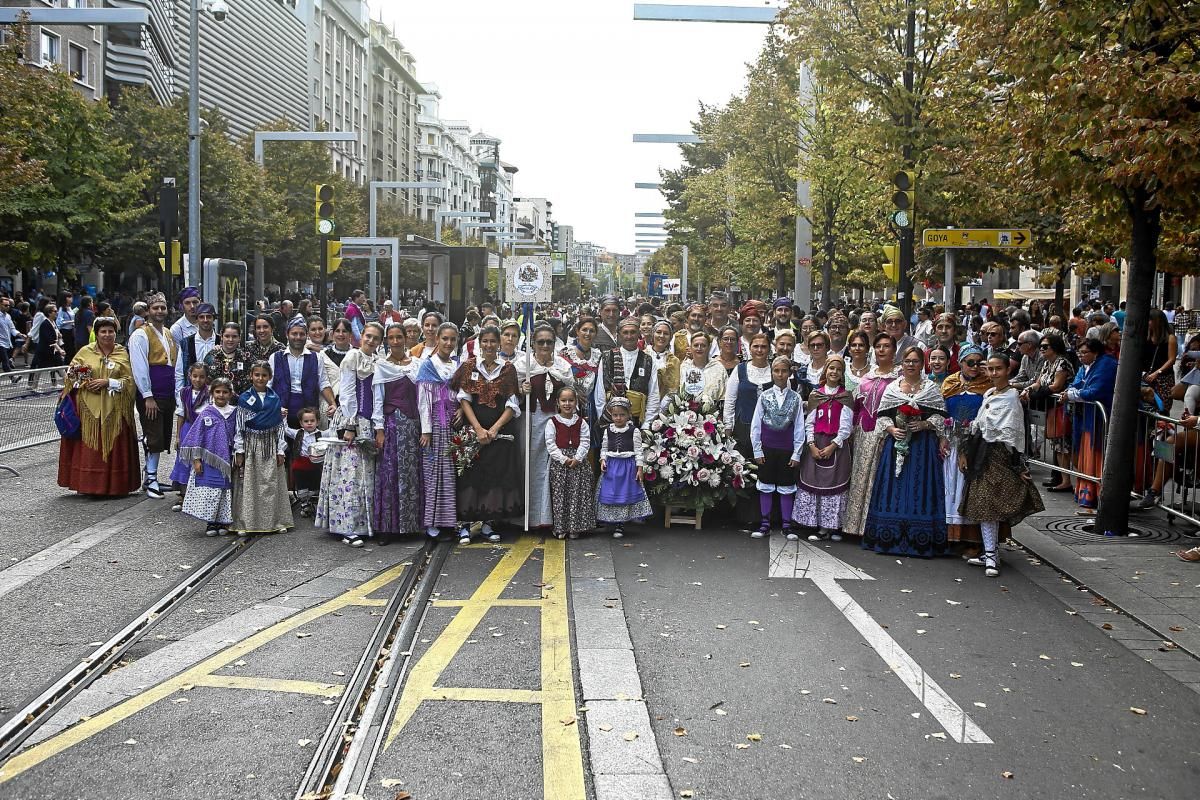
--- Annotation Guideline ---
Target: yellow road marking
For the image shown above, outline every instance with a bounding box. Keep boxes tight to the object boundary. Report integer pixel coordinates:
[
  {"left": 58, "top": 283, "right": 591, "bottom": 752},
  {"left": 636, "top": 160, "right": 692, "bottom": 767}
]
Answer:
[
  {"left": 192, "top": 675, "right": 345, "bottom": 697},
  {"left": 384, "top": 536, "right": 585, "bottom": 800},
  {"left": 0, "top": 561, "right": 409, "bottom": 784}
]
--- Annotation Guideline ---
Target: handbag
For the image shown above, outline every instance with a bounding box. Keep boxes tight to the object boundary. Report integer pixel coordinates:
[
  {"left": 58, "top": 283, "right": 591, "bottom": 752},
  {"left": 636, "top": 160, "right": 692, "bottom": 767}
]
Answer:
[{"left": 54, "top": 392, "right": 82, "bottom": 439}]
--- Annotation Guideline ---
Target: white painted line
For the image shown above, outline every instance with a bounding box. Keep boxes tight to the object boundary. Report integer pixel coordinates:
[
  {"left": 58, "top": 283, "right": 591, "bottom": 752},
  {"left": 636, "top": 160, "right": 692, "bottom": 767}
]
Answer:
[
  {"left": 0, "top": 498, "right": 158, "bottom": 600},
  {"left": 768, "top": 535, "right": 992, "bottom": 744}
]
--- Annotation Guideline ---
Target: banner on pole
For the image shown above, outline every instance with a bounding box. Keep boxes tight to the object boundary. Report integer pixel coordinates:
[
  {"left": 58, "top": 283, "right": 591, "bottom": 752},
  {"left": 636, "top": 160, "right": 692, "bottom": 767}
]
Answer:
[
  {"left": 506, "top": 256, "right": 552, "bottom": 303},
  {"left": 662, "top": 278, "right": 682, "bottom": 296},
  {"left": 551, "top": 251, "right": 567, "bottom": 276}
]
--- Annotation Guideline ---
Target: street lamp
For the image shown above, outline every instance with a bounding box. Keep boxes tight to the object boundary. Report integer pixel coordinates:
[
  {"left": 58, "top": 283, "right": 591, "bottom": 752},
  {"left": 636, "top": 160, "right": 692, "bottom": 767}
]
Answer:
[{"left": 188, "top": 0, "right": 229, "bottom": 286}]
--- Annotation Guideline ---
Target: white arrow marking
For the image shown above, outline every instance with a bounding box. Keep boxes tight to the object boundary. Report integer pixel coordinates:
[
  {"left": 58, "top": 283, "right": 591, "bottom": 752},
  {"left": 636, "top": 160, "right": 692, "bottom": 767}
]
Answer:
[{"left": 770, "top": 537, "right": 993, "bottom": 744}]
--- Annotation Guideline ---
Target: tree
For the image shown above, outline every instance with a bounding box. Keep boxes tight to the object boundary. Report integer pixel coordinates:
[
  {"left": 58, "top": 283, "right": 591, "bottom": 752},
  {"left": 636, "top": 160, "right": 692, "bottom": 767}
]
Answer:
[
  {"left": 0, "top": 28, "right": 146, "bottom": 277},
  {"left": 959, "top": 0, "right": 1200, "bottom": 534}
]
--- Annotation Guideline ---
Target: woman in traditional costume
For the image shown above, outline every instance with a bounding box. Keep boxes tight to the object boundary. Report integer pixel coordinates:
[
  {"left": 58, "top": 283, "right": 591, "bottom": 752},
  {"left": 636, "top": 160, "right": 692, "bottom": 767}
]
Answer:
[
  {"left": 180, "top": 378, "right": 237, "bottom": 535},
  {"left": 959, "top": 353, "right": 1045, "bottom": 576},
  {"left": 561, "top": 317, "right": 602, "bottom": 438},
  {"left": 247, "top": 314, "right": 283, "bottom": 364},
  {"left": 371, "top": 323, "right": 423, "bottom": 542},
  {"left": 648, "top": 320, "right": 681, "bottom": 396},
  {"left": 518, "top": 323, "right": 575, "bottom": 530},
  {"left": 841, "top": 333, "right": 900, "bottom": 538},
  {"left": 453, "top": 324, "right": 524, "bottom": 543},
  {"left": 316, "top": 321, "right": 383, "bottom": 547},
  {"left": 231, "top": 362, "right": 293, "bottom": 534},
  {"left": 862, "top": 345, "right": 950, "bottom": 557},
  {"left": 795, "top": 357, "right": 855, "bottom": 541},
  {"left": 203, "top": 323, "right": 251, "bottom": 395},
  {"left": 56, "top": 316, "right": 141, "bottom": 496},
  {"left": 417, "top": 323, "right": 462, "bottom": 539},
  {"left": 940, "top": 345, "right": 991, "bottom": 555}
]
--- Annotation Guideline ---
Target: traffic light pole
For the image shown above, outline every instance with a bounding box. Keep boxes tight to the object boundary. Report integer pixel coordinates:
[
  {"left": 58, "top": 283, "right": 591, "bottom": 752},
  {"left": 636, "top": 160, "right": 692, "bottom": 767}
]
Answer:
[
  {"left": 319, "top": 235, "right": 328, "bottom": 324},
  {"left": 897, "top": 0, "right": 917, "bottom": 319}
]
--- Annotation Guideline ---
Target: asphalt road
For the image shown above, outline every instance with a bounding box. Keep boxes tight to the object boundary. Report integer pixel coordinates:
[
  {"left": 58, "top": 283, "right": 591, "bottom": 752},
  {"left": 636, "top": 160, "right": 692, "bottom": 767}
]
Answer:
[{"left": 0, "top": 445, "right": 1197, "bottom": 800}]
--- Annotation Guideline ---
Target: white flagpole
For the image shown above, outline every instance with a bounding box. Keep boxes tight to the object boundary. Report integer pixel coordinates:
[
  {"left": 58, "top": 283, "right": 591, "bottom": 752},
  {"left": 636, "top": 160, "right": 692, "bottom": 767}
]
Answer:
[{"left": 524, "top": 301, "right": 532, "bottom": 533}]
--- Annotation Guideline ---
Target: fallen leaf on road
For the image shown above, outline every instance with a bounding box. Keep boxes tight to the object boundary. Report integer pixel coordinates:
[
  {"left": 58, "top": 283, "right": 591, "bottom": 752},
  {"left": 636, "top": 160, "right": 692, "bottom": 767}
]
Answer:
[
  {"left": 779, "top": 743, "right": 792, "bottom": 749},
  {"left": 845, "top": 716, "right": 859, "bottom": 722},
  {"left": 380, "top": 779, "right": 404, "bottom": 788},
  {"left": 930, "top": 732, "right": 947, "bottom": 740},
  {"left": 170, "top": 698, "right": 189, "bottom": 704},
  {"left": 598, "top": 724, "right": 613, "bottom": 732},
  {"left": 739, "top": 662, "right": 751, "bottom": 668},
  {"left": 234, "top": 660, "right": 247, "bottom": 667},
  {"left": 393, "top": 792, "right": 412, "bottom": 800},
  {"left": 911, "top": 713, "right": 920, "bottom": 718},
  {"left": 332, "top": 670, "right": 346, "bottom": 676},
  {"left": 974, "top": 702, "right": 987, "bottom": 708},
  {"left": 716, "top": 624, "right": 726, "bottom": 630},
  {"left": 917, "top": 612, "right": 931, "bottom": 618},
  {"left": 1170, "top": 626, "right": 1185, "bottom": 632},
  {"left": 180, "top": 684, "right": 195, "bottom": 691},
  {"left": 852, "top": 756, "right": 866, "bottom": 763},
  {"left": 746, "top": 733, "right": 762, "bottom": 742},
  {"left": 946, "top": 600, "right": 962, "bottom": 606},
  {"left": 1071, "top": 662, "right": 1084, "bottom": 667},
  {"left": 1065, "top": 610, "right": 1077, "bottom": 615},
  {"left": 638, "top": 563, "right": 649, "bottom": 567},
  {"left": 1102, "top": 623, "right": 1114, "bottom": 630},
  {"left": 1038, "top": 654, "right": 1051, "bottom": 660},
  {"left": 734, "top": 743, "right": 750, "bottom": 750},
  {"left": 822, "top": 698, "right": 837, "bottom": 705},
  {"left": 296, "top": 633, "right": 312, "bottom": 639},
  {"left": 916, "top": 629, "right": 927, "bottom": 635},
  {"left": 623, "top": 731, "right": 639, "bottom": 741},
  {"left": 799, "top": 690, "right": 811, "bottom": 695},
  {"left": 682, "top": 757, "right": 698, "bottom": 764},
  {"left": 900, "top": 589, "right": 913, "bottom": 593},
  {"left": 298, "top": 739, "right": 312, "bottom": 747},
  {"left": 691, "top": 582, "right": 703, "bottom": 586},
  {"left": 561, "top": 716, "right": 577, "bottom": 726},
  {"left": 1001, "top": 771, "right": 1014, "bottom": 779},
  {"left": 122, "top": 739, "right": 138, "bottom": 745},
  {"left": 715, "top": 709, "right": 727, "bottom": 716},
  {"left": 949, "top": 673, "right": 962, "bottom": 679},
  {"left": 673, "top": 727, "right": 688, "bottom": 737},
  {"left": 680, "top": 791, "right": 695, "bottom": 799},
  {"left": 1129, "top": 707, "right": 1147, "bottom": 716}
]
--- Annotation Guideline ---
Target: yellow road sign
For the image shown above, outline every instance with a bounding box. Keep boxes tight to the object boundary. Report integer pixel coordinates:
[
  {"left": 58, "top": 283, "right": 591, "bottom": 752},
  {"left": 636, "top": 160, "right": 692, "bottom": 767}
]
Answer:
[{"left": 922, "top": 228, "right": 1032, "bottom": 249}]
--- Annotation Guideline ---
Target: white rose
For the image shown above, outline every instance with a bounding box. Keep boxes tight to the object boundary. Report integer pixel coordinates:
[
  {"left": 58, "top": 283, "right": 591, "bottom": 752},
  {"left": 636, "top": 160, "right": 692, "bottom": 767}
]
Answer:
[{"left": 651, "top": 419, "right": 663, "bottom": 432}]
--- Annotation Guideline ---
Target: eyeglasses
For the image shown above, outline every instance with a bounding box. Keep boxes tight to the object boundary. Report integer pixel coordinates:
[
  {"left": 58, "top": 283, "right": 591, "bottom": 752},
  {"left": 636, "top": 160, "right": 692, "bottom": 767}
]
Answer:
[
  {"left": 962, "top": 359, "right": 983, "bottom": 367},
  {"left": 902, "top": 359, "right": 923, "bottom": 366},
  {"left": 1038, "top": 343, "right": 1051, "bottom": 350},
  {"left": 535, "top": 339, "right": 554, "bottom": 346}
]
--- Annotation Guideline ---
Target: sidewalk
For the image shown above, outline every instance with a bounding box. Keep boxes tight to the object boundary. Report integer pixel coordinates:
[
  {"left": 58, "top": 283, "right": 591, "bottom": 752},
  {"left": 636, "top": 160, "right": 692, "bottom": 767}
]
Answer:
[{"left": 1010, "top": 468, "right": 1200, "bottom": 692}]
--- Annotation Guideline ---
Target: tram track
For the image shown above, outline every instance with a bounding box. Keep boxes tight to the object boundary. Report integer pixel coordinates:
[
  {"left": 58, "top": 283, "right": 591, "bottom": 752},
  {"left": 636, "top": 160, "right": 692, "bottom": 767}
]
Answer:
[
  {"left": 295, "top": 538, "right": 450, "bottom": 800},
  {"left": 0, "top": 534, "right": 257, "bottom": 764}
]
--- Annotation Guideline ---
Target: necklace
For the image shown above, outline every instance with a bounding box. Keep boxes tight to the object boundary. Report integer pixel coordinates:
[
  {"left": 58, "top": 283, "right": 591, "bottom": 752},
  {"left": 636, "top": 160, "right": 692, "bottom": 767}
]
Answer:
[{"left": 850, "top": 362, "right": 870, "bottom": 377}]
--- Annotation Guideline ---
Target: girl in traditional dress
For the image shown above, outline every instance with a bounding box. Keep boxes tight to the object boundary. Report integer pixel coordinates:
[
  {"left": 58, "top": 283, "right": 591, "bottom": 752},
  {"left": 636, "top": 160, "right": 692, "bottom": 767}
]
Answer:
[
  {"left": 941, "top": 345, "right": 991, "bottom": 555},
  {"left": 648, "top": 320, "right": 681, "bottom": 396},
  {"left": 595, "top": 397, "right": 651, "bottom": 538},
  {"left": 862, "top": 345, "right": 950, "bottom": 557},
  {"left": 545, "top": 386, "right": 597, "bottom": 539},
  {"left": 518, "top": 324, "right": 574, "bottom": 530},
  {"left": 749, "top": 356, "right": 806, "bottom": 539},
  {"left": 453, "top": 324, "right": 523, "bottom": 543},
  {"left": 317, "top": 321, "right": 383, "bottom": 548},
  {"left": 169, "top": 362, "right": 211, "bottom": 511},
  {"left": 796, "top": 357, "right": 855, "bottom": 541},
  {"left": 372, "top": 323, "right": 423, "bottom": 541},
  {"left": 247, "top": 314, "right": 283, "bottom": 364},
  {"left": 926, "top": 346, "right": 952, "bottom": 386},
  {"left": 411, "top": 311, "right": 442, "bottom": 360},
  {"left": 231, "top": 362, "right": 293, "bottom": 534},
  {"left": 417, "top": 323, "right": 462, "bottom": 539},
  {"left": 844, "top": 330, "right": 872, "bottom": 393},
  {"left": 203, "top": 323, "right": 251, "bottom": 395},
  {"left": 180, "top": 378, "right": 237, "bottom": 536},
  {"left": 56, "top": 316, "right": 141, "bottom": 496},
  {"left": 841, "top": 333, "right": 900, "bottom": 538},
  {"left": 959, "top": 353, "right": 1045, "bottom": 576}
]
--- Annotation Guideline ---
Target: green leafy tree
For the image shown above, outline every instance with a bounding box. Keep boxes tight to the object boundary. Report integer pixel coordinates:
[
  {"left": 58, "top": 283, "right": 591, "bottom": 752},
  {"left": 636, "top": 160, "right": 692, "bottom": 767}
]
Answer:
[
  {"left": 0, "top": 28, "right": 146, "bottom": 278},
  {"left": 959, "top": 0, "right": 1200, "bottom": 534}
]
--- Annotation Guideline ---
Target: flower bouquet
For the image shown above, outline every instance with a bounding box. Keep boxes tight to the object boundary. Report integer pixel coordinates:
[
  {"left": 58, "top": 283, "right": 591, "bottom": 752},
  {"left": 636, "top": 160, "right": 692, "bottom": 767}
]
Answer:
[
  {"left": 64, "top": 363, "right": 93, "bottom": 388},
  {"left": 640, "top": 391, "right": 755, "bottom": 514},
  {"left": 894, "top": 403, "right": 922, "bottom": 477},
  {"left": 447, "top": 428, "right": 514, "bottom": 476}
]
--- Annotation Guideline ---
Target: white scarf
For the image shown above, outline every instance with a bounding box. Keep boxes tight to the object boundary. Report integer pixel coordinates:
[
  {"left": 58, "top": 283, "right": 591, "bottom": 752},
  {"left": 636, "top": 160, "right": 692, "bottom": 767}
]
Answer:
[{"left": 975, "top": 386, "right": 1025, "bottom": 452}]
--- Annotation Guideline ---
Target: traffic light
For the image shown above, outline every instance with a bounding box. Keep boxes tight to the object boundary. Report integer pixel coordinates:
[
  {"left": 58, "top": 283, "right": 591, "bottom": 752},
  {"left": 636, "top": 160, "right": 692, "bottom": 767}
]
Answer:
[
  {"left": 881, "top": 244, "right": 899, "bottom": 283},
  {"left": 890, "top": 170, "right": 915, "bottom": 228},
  {"left": 327, "top": 239, "right": 343, "bottom": 273},
  {"left": 158, "top": 240, "right": 182, "bottom": 276},
  {"left": 315, "top": 184, "right": 335, "bottom": 235}
]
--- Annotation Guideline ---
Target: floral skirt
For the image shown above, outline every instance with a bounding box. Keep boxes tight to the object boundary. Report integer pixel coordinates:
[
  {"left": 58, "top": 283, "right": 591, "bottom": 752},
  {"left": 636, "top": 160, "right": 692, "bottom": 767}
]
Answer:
[
  {"left": 182, "top": 476, "right": 233, "bottom": 526},
  {"left": 549, "top": 446, "right": 597, "bottom": 537},
  {"left": 960, "top": 442, "right": 1045, "bottom": 524},
  {"left": 316, "top": 441, "right": 376, "bottom": 537}
]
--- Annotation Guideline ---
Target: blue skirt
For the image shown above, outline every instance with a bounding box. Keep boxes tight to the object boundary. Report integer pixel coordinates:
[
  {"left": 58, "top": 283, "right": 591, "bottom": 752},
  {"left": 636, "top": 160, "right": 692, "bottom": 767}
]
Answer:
[
  {"left": 597, "top": 457, "right": 652, "bottom": 523},
  {"left": 862, "top": 431, "right": 948, "bottom": 557}
]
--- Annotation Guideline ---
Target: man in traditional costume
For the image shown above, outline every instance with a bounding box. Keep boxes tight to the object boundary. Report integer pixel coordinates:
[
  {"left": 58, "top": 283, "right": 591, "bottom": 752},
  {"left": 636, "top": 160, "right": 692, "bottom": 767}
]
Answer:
[
  {"left": 128, "top": 293, "right": 178, "bottom": 498},
  {"left": 594, "top": 316, "right": 660, "bottom": 430},
  {"left": 272, "top": 318, "right": 337, "bottom": 429}
]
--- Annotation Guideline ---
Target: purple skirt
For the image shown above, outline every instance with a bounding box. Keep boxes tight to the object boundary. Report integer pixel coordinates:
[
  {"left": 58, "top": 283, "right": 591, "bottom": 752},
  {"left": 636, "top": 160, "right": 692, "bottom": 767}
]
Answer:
[{"left": 169, "top": 419, "right": 194, "bottom": 488}]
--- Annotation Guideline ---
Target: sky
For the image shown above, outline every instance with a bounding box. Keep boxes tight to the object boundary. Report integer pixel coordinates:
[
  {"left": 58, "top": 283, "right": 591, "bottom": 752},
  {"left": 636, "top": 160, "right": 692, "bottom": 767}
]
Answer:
[{"left": 375, "top": 0, "right": 778, "bottom": 255}]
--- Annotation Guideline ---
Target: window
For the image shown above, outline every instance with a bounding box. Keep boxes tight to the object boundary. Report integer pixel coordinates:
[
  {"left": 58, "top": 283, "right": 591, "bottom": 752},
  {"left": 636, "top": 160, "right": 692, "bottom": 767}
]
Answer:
[
  {"left": 40, "top": 30, "right": 60, "bottom": 66},
  {"left": 65, "top": 0, "right": 88, "bottom": 8},
  {"left": 68, "top": 43, "right": 88, "bottom": 83}
]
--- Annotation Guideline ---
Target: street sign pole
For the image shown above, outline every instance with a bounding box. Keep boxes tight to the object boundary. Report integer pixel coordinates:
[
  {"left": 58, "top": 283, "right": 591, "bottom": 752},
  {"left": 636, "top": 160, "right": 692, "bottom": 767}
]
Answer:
[
  {"left": 944, "top": 248, "right": 955, "bottom": 309},
  {"left": 319, "top": 235, "right": 328, "bottom": 323}
]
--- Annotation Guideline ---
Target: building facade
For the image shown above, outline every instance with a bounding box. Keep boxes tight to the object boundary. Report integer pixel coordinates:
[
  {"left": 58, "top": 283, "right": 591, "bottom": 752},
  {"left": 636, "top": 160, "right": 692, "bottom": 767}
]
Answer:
[
  {"left": 302, "top": 0, "right": 369, "bottom": 182},
  {"left": 367, "top": 19, "right": 422, "bottom": 214},
  {"left": 415, "top": 88, "right": 480, "bottom": 224},
  {"left": 1, "top": 0, "right": 106, "bottom": 101},
  {"left": 514, "top": 197, "right": 553, "bottom": 245}
]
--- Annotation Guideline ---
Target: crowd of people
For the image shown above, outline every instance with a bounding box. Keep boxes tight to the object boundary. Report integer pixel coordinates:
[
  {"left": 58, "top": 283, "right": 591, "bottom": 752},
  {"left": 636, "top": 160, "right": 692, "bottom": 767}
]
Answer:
[{"left": 24, "top": 280, "right": 1200, "bottom": 570}]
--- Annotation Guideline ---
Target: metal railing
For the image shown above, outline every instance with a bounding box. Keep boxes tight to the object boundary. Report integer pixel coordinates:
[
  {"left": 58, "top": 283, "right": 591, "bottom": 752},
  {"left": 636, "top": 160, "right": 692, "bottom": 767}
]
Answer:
[
  {"left": 0, "top": 367, "right": 69, "bottom": 475},
  {"left": 1027, "top": 398, "right": 1110, "bottom": 489},
  {"left": 1135, "top": 408, "right": 1200, "bottom": 531}
]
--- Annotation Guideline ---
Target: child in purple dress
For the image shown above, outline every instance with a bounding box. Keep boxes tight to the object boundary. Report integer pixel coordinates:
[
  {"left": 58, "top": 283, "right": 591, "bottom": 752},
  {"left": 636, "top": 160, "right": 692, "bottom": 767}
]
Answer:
[{"left": 595, "top": 397, "right": 652, "bottom": 539}]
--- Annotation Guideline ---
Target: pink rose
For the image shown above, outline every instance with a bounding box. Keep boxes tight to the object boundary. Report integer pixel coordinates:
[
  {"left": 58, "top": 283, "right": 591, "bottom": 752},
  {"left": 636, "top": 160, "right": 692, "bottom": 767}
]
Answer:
[
  {"left": 687, "top": 445, "right": 700, "bottom": 459},
  {"left": 658, "top": 456, "right": 668, "bottom": 466}
]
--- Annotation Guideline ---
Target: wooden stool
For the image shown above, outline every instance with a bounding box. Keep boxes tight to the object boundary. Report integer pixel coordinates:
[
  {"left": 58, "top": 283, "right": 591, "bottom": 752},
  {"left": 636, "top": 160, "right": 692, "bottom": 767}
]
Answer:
[{"left": 664, "top": 506, "right": 703, "bottom": 530}]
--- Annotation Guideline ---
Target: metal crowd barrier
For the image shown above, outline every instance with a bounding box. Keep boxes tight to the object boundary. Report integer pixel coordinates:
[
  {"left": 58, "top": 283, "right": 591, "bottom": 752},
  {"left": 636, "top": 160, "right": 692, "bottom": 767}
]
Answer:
[
  {"left": 1027, "top": 398, "right": 1109, "bottom": 487},
  {"left": 0, "top": 367, "right": 69, "bottom": 475},
  {"left": 1136, "top": 408, "right": 1200, "bottom": 531}
]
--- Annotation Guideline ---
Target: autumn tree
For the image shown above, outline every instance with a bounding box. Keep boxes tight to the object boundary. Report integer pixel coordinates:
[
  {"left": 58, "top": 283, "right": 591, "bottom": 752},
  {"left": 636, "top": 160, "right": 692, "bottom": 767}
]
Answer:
[{"left": 959, "top": 0, "right": 1200, "bottom": 535}]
